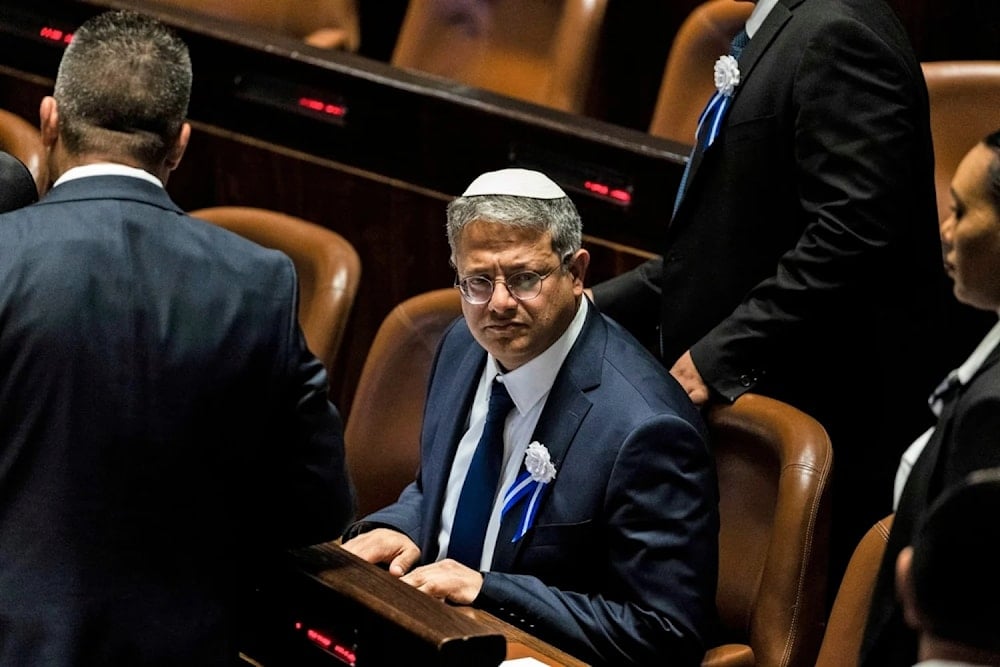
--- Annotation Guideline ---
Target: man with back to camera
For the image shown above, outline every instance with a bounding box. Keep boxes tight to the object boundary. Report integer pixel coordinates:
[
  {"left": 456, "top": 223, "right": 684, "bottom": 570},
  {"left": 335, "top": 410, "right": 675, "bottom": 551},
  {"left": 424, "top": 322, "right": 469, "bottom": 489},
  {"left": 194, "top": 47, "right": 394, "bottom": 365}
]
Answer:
[
  {"left": 342, "top": 168, "right": 720, "bottom": 666},
  {"left": 0, "top": 10, "right": 354, "bottom": 665}
]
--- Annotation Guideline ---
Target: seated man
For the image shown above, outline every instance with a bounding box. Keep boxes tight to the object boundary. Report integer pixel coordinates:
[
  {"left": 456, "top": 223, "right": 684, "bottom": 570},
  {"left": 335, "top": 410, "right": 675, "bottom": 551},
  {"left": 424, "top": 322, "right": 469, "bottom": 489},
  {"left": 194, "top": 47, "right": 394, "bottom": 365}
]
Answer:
[
  {"left": 342, "top": 168, "right": 719, "bottom": 666},
  {"left": 896, "top": 467, "right": 1000, "bottom": 666}
]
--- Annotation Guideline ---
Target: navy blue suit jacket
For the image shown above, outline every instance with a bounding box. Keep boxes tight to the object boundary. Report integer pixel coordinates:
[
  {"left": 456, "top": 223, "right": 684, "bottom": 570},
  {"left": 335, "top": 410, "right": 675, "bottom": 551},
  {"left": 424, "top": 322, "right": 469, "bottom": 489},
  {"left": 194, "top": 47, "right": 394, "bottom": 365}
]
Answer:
[
  {"left": 861, "top": 340, "right": 1000, "bottom": 666},
  {"left": 356, "top": 302, "right": 719, "bottom": 666},
  {"left": 0, "top": 176, "right": 354, "bottom": 666}
]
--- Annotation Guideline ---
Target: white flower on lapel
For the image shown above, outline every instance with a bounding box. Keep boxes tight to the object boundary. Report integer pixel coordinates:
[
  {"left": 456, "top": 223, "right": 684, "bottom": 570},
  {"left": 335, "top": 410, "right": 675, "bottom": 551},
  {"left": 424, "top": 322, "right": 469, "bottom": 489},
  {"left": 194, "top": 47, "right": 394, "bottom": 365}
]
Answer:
[
  {"left": 714, "top": 55, "right": 741, "bottom": 97},
  {"left": 524, "top": 441, "right": 556, "bottom": 484}
]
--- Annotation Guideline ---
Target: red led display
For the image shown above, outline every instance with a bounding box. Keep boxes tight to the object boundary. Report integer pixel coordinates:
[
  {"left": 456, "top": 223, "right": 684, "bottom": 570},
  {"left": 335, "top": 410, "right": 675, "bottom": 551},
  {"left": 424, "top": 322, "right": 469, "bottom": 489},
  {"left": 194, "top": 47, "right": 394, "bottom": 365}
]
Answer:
[
  {"left": 584, "top": 180, "right": 632, "bottom": 205},
  {"left": 298, "top": 97, "right": 347, "bottom": 119},
  {"left": 294, "top": 621, "right": 357, "bottom": 666},
  {"left": 39, "top": 26, "right": 73, "bottom": 44}
]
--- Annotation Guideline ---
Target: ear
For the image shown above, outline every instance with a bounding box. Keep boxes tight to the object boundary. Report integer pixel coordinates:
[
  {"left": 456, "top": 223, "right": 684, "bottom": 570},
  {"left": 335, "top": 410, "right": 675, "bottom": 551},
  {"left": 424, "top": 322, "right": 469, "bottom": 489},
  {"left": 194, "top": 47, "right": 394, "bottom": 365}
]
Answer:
[
  {"left": 567, "top": 248, "right": 590, "bottom": 292},
  {"left": 896, "top": 546, "right": 927, "bottom": 632},
  {"left": 39, "top": 96, "right": 59, "bottom": 148},
  {"left": 164, "top": 122, "right": 191, "bottom": 172}
]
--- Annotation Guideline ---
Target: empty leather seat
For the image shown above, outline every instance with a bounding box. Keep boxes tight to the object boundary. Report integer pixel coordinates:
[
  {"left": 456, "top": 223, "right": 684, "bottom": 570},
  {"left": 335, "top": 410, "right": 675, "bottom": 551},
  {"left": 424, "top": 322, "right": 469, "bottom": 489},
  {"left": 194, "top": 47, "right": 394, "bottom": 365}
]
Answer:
[
  {"left": 702, "top": 393, "right": 833, "bottom": 667},
  {"left": 815, "top": 514, "right": 894, "bottom": 667},
  {"left": 391, "top": 0, "right": 608, "bottom": 114},
  {"left": 147, "top": 0, "right": 360, "bottom": 50},
  {"left": 344, "top": 287, "right": 463, "bottom": 518},
  {"left": 921, "top": 60, "right": 1000, "bottom": 223}
]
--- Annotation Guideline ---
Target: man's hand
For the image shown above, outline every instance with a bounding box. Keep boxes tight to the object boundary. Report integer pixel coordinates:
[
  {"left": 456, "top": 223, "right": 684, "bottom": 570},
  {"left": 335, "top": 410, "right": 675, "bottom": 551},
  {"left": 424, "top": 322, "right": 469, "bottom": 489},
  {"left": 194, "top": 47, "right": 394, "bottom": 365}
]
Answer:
[
  {"left": 400, "top": 558, "right": 484, "bottom": 605},
  {"left": 670, "top": 350, "right": 710, "bottom": 406},
  {"left": 340, "top": 527, "right": 421, "bottom": 577}
]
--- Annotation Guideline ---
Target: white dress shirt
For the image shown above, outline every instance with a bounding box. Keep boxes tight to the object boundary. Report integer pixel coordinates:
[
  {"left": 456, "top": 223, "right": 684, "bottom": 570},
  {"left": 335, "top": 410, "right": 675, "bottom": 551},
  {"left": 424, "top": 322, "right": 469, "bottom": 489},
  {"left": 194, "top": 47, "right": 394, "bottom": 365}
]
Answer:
[
  {"left": 746, "top": 0, "right": 780, "bottom": 38},
  {"left": 437, "top": 297, "right": 589, "bottom": 570}
]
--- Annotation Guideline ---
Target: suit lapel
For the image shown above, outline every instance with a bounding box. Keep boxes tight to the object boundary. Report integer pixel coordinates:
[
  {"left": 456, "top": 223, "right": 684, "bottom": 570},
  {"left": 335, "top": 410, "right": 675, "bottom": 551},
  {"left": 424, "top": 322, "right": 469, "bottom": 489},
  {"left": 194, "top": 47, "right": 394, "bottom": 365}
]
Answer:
[{"left": 490, "top": 306, "right": 605, "bottom": 571}]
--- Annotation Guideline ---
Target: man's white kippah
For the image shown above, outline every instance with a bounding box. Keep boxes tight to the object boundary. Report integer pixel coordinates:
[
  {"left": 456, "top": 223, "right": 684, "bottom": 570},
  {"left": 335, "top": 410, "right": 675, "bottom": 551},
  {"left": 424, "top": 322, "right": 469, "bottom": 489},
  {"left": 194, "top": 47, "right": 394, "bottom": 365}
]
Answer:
[{"left": 461, "top": 168, "right": 566, "bottom": 199}]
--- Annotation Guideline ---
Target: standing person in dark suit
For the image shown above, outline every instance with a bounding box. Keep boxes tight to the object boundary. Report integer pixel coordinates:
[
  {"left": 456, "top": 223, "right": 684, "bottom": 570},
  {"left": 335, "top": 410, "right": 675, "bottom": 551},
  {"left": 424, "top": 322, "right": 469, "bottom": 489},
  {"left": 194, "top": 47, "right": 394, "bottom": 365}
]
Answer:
[
  {"left": 861, "top": 130, "right": 1000, "bottom": 666},
  {"left": 0, "top": 10, "right": 355, "bottom": 665},
  {"left": 342, "top": 168, "right": 719, "bottom": 666},
  {"left": 589, "top": 0, "right": 976, "bottom": 586}
]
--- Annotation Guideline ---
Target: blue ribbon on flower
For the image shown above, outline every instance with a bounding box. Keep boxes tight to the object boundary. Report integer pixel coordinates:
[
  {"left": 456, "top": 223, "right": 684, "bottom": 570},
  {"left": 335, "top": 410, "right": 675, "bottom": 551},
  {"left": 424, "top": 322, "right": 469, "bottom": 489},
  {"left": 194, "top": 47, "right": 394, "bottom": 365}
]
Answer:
[{"left": 500, "top": 469, "right": 549, "bottom": 542}]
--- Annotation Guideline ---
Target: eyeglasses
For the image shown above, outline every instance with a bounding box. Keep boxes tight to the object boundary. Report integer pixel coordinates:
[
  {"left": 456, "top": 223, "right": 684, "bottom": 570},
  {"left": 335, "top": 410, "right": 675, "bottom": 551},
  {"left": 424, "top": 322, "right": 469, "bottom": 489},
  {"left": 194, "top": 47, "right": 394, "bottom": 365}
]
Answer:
[{"left": 455, "top": 266, "right": 562, "bottom": 304}]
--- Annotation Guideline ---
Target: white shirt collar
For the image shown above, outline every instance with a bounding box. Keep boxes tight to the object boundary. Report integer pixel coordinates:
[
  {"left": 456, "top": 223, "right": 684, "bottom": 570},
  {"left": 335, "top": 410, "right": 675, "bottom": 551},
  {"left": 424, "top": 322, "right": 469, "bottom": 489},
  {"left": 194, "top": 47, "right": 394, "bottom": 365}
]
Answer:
[
  {"left": 53, "top": 163, "right": 163, "bottom": 189},
  {"left": 955, "top": 316, "right": 1000, "bottom": 386},
  {"left": 746, "top": 0, "right": 781, "bottom": 39},
  {"left": 485, "top": 296, "right": 589, "bottom": 415}
]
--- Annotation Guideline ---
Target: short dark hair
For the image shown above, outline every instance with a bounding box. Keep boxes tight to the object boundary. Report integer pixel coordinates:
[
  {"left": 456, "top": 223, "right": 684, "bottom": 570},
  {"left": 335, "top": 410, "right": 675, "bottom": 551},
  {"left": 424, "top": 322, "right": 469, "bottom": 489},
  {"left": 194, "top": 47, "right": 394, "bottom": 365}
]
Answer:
[
  {"left": 909, "top": 466, "right": 1000, "bottom": 652},
  {"left": 984, "top": 129, "right": 1000, "bottom": 213},
  {"left": 54, "top": 10, "right": 192, "bottom": 166}
]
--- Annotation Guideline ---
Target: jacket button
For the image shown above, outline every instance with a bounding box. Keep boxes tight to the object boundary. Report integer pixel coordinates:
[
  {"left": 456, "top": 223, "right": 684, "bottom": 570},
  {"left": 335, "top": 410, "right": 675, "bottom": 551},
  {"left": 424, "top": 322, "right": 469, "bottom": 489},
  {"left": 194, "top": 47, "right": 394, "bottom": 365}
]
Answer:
[{"left": 739, "top": 374, "right": 753, "bottom": 387}]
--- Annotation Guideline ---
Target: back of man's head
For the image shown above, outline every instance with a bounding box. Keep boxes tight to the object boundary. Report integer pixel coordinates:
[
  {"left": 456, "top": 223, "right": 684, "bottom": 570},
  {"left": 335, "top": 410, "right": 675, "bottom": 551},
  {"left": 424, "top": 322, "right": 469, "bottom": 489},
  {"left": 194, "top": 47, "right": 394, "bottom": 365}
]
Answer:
[
  {"left": 54, "top": 9, "right": 191, "bottom": 166},
  {"left": 904, "top": 467, "right": 1000, "bottom": 656}
]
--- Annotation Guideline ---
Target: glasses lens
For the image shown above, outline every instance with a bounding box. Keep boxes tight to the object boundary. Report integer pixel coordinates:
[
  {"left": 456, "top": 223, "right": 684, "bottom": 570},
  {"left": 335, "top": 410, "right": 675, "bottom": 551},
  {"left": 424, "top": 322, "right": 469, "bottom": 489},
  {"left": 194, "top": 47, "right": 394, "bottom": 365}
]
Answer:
[
  {"left": 507, "top": 271, "right": 543, "bottom": 300},
  {"left": 459, "top": 276, "right": 493, "bottom": 303}
]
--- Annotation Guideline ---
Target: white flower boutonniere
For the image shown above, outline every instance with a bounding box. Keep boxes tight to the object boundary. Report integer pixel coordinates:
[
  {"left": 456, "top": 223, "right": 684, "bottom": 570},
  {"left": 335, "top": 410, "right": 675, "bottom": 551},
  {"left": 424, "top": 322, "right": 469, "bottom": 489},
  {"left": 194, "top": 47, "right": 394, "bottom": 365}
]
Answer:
[
  {"left": 714, "top": 55, "right": 741, "bottom": 97},
  {"left": 524, "top": 441, "right": 557, "bottom": 484},
  {"left": 501, "top": 441, "right": 557, "bottom": 541}
]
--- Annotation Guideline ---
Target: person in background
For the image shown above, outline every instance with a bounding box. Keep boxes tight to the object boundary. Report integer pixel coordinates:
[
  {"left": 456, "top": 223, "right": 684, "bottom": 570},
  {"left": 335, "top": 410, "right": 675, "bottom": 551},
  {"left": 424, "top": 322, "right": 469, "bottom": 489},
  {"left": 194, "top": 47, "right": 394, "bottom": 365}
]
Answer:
[
  {"left": 895, "top": 467, "right": 1000, "bottom": 667},
  {"left": 342, "top": 168, "right": 719, "bottom": 666},
  {"left": 861, "top": 129, "right": 1000, "bottom": 666},
  {"left": 0, "top": 150, "right": 37, "bottom": 211},
  {"left": 0, "top": 10, "right": 354, "bottom": 665},
  {"left": 588, "top": 0, "right": 983, "bottom": 591}
]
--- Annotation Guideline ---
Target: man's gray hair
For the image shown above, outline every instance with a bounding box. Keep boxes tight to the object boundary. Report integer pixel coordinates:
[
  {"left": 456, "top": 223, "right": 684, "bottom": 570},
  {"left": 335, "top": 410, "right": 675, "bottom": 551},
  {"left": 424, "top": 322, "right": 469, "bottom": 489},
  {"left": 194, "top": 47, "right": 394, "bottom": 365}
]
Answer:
[{"left": 446, "top": 194, "right": 583, "bottom": 263}]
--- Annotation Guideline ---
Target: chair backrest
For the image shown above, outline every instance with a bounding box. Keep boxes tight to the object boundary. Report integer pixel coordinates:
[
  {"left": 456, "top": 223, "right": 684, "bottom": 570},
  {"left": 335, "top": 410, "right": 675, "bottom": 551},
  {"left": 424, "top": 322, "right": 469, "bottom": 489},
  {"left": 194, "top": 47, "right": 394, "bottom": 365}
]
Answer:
[
  {"left": 190, "top": 206, "right": 361, "bottom": 376},
  {"left": 814, "top": 514, "right": 894, "bottom": 667},
  {"left": 148, "top": 0, "right": 360, "bottom": 50},
  {"left": 648, "top": 0, "right": 752, "bottom": 144},
  {"left": 390, "top": 0, "right": 608, "bottom": 114},
  {"left": 702, "top": 393, "right": 833, "bottom": 667},
  {"left": 0, "top": 108, "right": 46, "bottom": 197},
  {"left": 921, "top": 60, "right": 1000, "bottom": 224},
  {"left": 344, "top": 288, "right": 463, "bottom": 518}
]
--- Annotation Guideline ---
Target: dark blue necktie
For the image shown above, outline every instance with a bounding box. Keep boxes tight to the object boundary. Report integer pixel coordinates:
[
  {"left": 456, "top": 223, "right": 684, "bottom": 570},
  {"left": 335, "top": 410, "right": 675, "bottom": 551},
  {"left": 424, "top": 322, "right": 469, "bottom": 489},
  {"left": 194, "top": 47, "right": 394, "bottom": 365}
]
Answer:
[
  {"left": 449, "top": 378, "right": 515, "bottom": 568},
  {"left": 672, "top": 28, "right": 750, "bottom": 217}
]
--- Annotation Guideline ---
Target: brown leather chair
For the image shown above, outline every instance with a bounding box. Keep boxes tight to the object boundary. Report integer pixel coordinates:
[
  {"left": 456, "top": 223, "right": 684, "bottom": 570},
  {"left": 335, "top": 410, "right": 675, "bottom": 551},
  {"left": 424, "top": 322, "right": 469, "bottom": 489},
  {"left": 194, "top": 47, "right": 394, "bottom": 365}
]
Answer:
[
  {"left": 390, "top": 0, "right": 608, "bottom": 114},
  {"left": 814, "top": 514, "right": 894, "bottom": 667},
  {"left": 147, "top": 0, "right": 361, "bottom": 50},
  {"left": 190, "top": 206, "right": 361, "bottom": 377},
  {"left": 702, "top": 393, "right": 833, "bottom": 667},
  {"left": 921, "top": 60, "right": 1000, "bottom": 223},
  {"left": 0, "top": 108, "right": 47, "bottom": 197},
  {"left": 344, "top": 287, "right": 463, "bottom": 518},
  {"left": 648, "top": 0, "right": 752, "bottom": 145}
]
